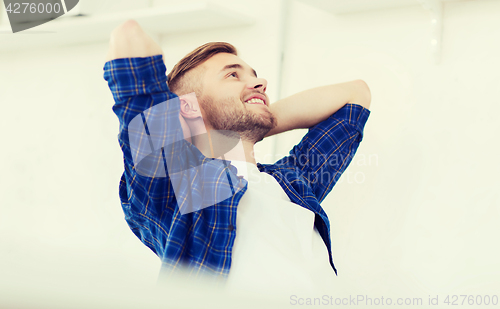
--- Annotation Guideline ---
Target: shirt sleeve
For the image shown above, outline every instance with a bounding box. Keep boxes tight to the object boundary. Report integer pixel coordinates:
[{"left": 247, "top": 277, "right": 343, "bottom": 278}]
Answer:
[
  {"left": 277, "top": 103, "right": 371, "bottom": 203},
  {"left": 103, "top": 55, "right": 184, "bottom": 255}
]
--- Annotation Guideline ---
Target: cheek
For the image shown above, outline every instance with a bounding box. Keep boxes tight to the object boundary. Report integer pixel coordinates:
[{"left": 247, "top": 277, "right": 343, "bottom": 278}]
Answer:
[
  {"left": 216, "top": 85, "right": 244, "bottom": 102},
  {"left": 201, "top": 85, "right": 245, "bottom": 111}
]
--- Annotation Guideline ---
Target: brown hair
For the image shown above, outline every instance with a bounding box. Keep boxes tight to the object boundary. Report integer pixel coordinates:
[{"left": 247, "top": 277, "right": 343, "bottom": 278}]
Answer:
[{"left": 167, "top": 42, "right": 238, "bottom": 96}]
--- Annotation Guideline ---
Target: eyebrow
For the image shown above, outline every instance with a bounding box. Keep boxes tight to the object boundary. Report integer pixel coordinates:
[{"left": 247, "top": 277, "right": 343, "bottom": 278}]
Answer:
[{"left": 220, "top": 64, "right": 257, "bottom": 78}]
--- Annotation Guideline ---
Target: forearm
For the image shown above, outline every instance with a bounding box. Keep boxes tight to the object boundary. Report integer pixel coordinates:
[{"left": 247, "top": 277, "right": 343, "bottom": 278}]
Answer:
[{"left": 265, "top": 80, "right": 371, "bottom": 137}]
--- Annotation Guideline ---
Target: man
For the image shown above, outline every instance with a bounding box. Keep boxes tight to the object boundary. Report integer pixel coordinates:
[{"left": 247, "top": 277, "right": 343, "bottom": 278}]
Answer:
[{"left": 103, "top": 20, "right": 371, "bottom": 291}]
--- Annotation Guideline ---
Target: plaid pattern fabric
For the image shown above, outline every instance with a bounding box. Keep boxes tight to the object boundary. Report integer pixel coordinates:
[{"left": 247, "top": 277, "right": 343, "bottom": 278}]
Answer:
[{"left": 103, "top": 55, "right": 370, "bottom": 278}]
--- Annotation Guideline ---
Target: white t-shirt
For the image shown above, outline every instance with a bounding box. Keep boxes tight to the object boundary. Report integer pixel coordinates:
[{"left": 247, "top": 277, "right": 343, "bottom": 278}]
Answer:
[{"left": 224, "top": 161, "right": 336, "bottom": 293}]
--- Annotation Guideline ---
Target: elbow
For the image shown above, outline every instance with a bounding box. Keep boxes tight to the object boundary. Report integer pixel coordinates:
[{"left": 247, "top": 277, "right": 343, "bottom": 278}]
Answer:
[
  {"left": 354, "top": 79, "right": 371, "bottom": 110},
  {"left": 105, "top": 19, "right": 163, "bottom": 61},
  {"left": 106, "top": 20, "right": 141, "bottom": 61},
  {"left": 111, "top": 19, "right": 141, "bottom": 38},
  {"left": 109, "top": 19, "right": 143, "bottom": 46}
]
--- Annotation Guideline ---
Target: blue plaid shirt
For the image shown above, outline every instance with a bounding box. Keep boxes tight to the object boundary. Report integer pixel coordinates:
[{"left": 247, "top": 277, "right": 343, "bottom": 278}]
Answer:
[{"left": 103, "top": 55, "right": 370, "bottom": 278}]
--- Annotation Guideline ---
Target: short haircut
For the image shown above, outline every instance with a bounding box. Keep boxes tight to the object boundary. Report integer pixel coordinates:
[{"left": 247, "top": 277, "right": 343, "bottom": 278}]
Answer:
[{"left": 167, "top": 42, "right": 238, "bottom": 96}]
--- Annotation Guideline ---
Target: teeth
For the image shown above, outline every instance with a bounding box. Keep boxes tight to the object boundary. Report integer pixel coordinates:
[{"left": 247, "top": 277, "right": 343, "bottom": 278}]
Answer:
[{"left": 245, "top": 98, "right": 265, "bottom": 105}]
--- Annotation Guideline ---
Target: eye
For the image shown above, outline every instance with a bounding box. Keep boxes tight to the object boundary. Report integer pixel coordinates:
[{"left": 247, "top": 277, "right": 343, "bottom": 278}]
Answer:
[{"left": 228, "top": 72, "right": 238, "bottom": 78}]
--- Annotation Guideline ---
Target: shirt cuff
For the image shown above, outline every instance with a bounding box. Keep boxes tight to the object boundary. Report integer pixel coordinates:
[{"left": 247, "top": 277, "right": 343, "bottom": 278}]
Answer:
[
  {"left": 103, "top": 55, "right": 170, "bottom": 103},
  {"left": 332, "top": 103, "right": 370, "bottom": 136}
]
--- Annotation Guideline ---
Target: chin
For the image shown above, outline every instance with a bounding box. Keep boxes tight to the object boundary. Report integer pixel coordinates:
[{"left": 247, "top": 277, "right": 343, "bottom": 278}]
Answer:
[{"left": 256, "top": 110, "right": 277, "bottom": 129}]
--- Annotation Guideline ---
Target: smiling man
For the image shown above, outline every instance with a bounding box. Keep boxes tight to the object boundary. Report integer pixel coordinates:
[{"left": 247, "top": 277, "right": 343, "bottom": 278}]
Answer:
[
  {"left": 103, "top": 20, "right": 371, "bottom": 291},
  {"left": 188, "top": 54, "right": 276, "bottom": 144}
]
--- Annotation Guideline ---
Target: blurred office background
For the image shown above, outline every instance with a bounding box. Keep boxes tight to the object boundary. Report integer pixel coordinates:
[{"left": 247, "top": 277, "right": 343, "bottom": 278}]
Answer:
[{"left": 0, "top": 0, "right": 499, "bottom": 307}]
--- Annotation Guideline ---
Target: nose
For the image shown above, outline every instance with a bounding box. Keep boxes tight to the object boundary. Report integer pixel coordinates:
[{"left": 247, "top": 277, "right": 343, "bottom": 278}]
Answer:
[{"left": 248, "top": 77, "right": 267, "bottom": 93}]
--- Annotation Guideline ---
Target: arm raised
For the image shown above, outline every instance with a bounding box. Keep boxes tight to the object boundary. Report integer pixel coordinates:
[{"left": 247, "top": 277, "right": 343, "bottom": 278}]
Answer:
[
  {"left": 265, "top": 79, "right": 371, "bottom": 137},
  {"left": 104, "top": 20, "right": 194, "bottom": 141}
]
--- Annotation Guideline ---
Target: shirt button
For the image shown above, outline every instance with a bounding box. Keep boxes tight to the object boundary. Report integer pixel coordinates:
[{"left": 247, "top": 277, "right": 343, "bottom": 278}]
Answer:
[{"left": 228, "top": 225, "right": 235, "bottom": 231}]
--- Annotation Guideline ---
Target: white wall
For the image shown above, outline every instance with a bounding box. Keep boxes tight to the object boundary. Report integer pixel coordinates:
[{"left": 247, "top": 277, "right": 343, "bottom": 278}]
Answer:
[
  {"left": 280, "top": 0, "right": 500, "bottom": 304},
  {"left": 0, "top": 0, "right": 499, "bottom": 307}
]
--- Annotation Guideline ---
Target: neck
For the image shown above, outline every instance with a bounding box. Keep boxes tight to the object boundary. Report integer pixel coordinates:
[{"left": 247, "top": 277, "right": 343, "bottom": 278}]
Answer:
[{"left": 192, "top": 129, "right": 257, "bottom": 165}]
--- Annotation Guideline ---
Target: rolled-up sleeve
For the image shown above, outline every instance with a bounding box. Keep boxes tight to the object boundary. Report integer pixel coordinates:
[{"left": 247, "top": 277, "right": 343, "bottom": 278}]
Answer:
[
  {"left": 284, "top": 103, "right": 371, "bottom": 203},
  {"left": 103, "top": 55, "right": 183, "bottom": 255}
]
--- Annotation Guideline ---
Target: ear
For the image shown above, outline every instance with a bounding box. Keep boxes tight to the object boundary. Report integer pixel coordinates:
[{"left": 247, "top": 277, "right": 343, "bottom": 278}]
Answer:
[{"left": 179, "top": 92, "right": 202, "bottom": 119}]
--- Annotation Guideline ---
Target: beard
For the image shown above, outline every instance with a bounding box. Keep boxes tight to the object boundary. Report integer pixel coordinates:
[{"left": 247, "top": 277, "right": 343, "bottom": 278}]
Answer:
[{"left": 200, "top": 95, "right": 277, "bottom": 143}]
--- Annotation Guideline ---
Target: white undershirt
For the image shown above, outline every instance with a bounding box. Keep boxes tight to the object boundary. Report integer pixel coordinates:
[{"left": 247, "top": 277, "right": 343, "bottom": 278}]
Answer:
[{"left": 224, "top": 161, "right": 336, "bottom": 293}]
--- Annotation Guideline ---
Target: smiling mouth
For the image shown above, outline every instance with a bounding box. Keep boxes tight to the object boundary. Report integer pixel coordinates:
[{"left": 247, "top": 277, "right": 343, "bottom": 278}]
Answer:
[{"left": 244, "top": 98, "right": 266, "bottom": 105}]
